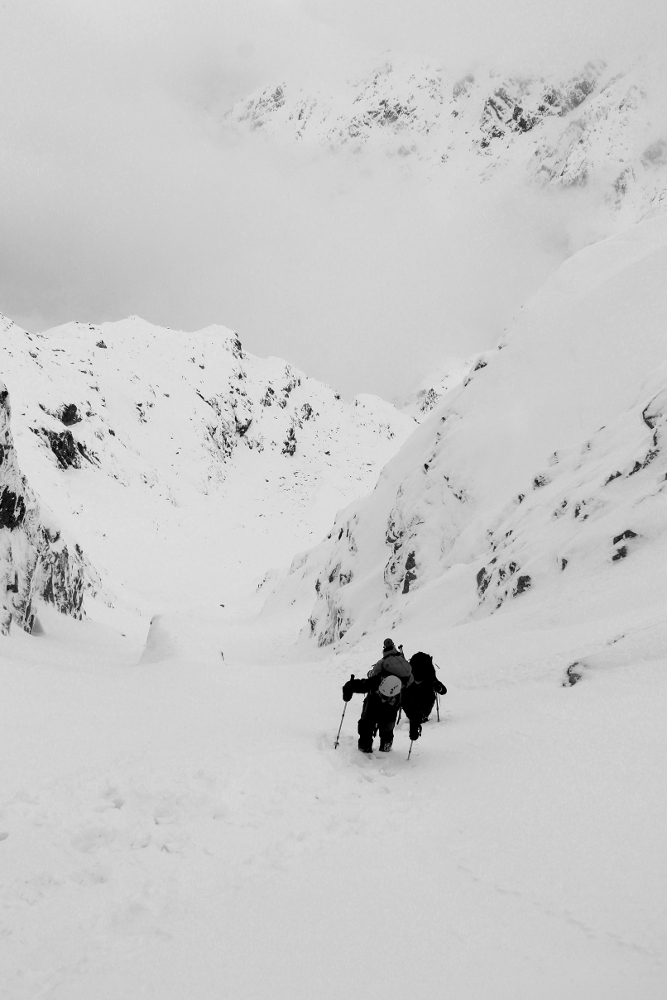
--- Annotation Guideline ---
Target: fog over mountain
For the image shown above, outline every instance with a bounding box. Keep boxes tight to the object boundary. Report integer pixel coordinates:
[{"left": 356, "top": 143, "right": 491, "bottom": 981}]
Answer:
[{"left": 1, "top": 0, "right": 667, "bottom": 397}]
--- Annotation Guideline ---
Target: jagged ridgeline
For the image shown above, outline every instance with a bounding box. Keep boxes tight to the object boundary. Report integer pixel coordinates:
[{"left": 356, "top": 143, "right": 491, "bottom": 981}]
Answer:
[
  {"left": 270, "top": 213, "right": 667, "bottom": 645},
  {"left": 0, "top": 382, "right": 94, "bottom": 633},
  {"left": 1, "top": 314, "right": 416, "bottom": 610},
  {"left": 225, "top": 57, "right": 667, "bottom": 229}
]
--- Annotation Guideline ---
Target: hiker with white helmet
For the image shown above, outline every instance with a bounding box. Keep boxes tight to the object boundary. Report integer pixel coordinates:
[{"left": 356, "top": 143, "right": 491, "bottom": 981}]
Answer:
[{"left": 341, "top": 638, "right": 413, "bottom": 753}]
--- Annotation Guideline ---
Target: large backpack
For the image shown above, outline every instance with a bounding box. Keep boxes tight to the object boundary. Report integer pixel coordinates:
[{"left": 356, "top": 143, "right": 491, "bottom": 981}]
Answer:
[{"left": 409, "top": 651, "right": 436, "bottom": 685}]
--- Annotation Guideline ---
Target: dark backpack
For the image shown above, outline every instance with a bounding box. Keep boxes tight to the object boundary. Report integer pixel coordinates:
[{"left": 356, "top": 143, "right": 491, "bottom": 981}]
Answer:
[{"left": 409, "top": 651, "right": 437, "bottom": 685}]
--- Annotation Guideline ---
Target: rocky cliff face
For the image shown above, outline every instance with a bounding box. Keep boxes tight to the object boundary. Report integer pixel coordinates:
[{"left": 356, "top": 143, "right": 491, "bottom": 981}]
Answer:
[
  {"left": 225, "top": 57, "right": 667, "bottom": 231},
  {"left": 0, "top": 379, "right": 94, "bottom": 634}
]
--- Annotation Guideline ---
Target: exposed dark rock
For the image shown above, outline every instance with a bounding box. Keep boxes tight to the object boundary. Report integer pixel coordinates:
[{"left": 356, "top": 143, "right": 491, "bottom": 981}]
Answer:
[
  {"left": 96, "top": 340, "right": 107, "bottom": 348},
  {"left": 233, "top": 411, "right": 252, "bottom": 437},
  {"left": 476, "top": 566, "right": 491, "bottom": 596},
  {"left": 42, "top": 429, "right": 81, "bottom": 469},
  {"left": 613, "top": 529, "right": 637, "bottom": 545},
  {"left": 612, "top": 546, "right": 628, "bottom": 561},
  {"left": 563, "top": 662, "right": 584, "bottom": 687},
  {"left": 604, "top": 471, "right": 622, "bottom": 484},
  {"left": 533, "top": 474, "right": 549, "bottom": 488},
  {"left": 58, "top": 404, "right": 82, "bottom": 426},
  {"left": 0, "top": 488, "right": 26, "bottom": 530},
  {"left": 35, "top": 428, "right": 97, "bottom": 470},
  {"left": 513, "top": 575, "right": 532, "bottom": 595},
  {"left": 561, "top": 558, "right": 568, "bottom": 570},
  {"left": 282, "top": 425, "right": 297, "bottom": 456},
  {"left": 402, "top": 551, "right": 417, "bottom": 593}
]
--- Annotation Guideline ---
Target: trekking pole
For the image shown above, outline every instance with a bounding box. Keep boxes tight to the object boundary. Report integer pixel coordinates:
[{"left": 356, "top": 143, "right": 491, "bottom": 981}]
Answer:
[
  {"left": 396, "top": 708, "right": 402, "bottom": 726},
  {"left": 436, "top": 693, "right": 440, "bottom": 722},
  {"left": 334, "top": 675, "right": 355, "bottom": 749},
  {"left": 407, "top": 740, "right": 414, "bottom": 761}
]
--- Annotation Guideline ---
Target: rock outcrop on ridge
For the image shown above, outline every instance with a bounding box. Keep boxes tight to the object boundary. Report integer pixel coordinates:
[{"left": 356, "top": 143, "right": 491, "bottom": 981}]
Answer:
[{"left": 0, "top": 373, "right": 93, "bottom": 633}]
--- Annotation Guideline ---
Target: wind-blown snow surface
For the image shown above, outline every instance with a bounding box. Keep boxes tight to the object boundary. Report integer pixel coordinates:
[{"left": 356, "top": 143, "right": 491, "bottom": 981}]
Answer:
[{"left": 2, "top": 222, "right": 667, "bottom": 995}]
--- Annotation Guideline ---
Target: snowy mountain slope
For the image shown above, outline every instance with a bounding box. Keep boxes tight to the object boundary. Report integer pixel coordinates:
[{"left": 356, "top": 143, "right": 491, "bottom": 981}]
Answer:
[
  {"left": 393, "top": 354, "right": 475, "bottom": 419},
  {"left": 1, "top": 314, "right": 414, "bottom": 614},
  {"left": 269, "top": 212, "right": 667, "bottom": 646},
  {"left": 0, "top": 376, "right": 96, "bottom": 634},
  {"left": 225, "top": 56, "right": 667, "bottom": 232}
]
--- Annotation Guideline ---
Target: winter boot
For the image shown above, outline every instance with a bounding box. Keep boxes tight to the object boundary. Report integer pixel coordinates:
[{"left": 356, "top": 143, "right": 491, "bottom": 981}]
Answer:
[
  {"left": 357, "top": 739, "right": 373, "bottom": 754},
  {"left": 379, "top": 739, "right": 393, "bottom": 752}
]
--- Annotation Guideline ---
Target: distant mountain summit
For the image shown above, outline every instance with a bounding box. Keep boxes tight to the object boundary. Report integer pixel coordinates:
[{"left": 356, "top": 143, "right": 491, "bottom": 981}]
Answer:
[{"left": 225, "top": 56, "right": 667, "bottom": 231}]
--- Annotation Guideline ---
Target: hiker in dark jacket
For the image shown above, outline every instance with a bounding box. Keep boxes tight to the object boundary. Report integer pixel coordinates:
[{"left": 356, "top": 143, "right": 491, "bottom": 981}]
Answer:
[
  {"left": 401, "top": 651, "right": 446, "bottom": 741},
  {"left": 342, "top": 638, "right": 413, "bottom": 753}
]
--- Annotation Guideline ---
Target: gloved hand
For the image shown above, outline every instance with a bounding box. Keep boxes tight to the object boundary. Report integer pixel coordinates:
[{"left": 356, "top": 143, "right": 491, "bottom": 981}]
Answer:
[
  {"left": 435, "top": 680, "right": 447, "bottom": 695},
  {"left": 342, "top": 681, "right": 354, "bottom": 702},
  {"left": 409, "top": 722, "right": 422, "bottom": 741}
]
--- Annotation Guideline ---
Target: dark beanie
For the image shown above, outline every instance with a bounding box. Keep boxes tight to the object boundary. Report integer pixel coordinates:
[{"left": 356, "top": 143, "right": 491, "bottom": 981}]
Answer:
[{"left": 383, "top": 638, "right": 395, "bottom": 652}]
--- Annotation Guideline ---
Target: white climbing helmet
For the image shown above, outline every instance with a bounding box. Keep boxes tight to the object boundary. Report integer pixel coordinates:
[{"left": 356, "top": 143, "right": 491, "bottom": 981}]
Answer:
[{"left": 378, "top": 675, "right": 402, "bottom": 699}]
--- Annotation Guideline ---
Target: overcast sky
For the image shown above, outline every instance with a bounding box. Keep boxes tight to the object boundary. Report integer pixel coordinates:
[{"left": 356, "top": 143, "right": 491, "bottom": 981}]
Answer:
[{"left": 0, "top": 1, "right": 665, "bottom": 397}]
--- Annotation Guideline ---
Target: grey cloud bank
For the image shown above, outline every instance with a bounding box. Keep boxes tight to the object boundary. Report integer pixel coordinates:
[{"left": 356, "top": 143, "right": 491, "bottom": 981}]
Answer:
[{"left": 1, "top": 0, "right": 665, "bottom": 397}]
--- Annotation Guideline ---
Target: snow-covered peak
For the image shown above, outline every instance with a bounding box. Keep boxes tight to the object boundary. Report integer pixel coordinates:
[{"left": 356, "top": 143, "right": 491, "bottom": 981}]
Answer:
[
  {"left": 1, "top": 314, "right": 414, "bottom": 614},
  {"left": 224, "top": 56, "right": 667, "bottom": 231}
]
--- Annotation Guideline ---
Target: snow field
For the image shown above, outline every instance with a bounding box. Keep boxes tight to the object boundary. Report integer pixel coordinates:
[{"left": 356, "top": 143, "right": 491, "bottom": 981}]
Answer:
[{"left": 1, "top": 596, "right": 665, "bottom": 999}]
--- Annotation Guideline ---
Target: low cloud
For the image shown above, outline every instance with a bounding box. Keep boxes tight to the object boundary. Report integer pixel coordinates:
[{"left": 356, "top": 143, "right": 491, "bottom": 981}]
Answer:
[{"left": 0, "top": 1, "right": 665, "bottom": 398}]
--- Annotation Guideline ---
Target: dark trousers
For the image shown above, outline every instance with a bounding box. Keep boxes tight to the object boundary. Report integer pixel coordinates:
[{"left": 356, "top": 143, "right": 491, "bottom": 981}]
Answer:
[{"left": 357, "top": 693, "right": 399, "bottom": 749}]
